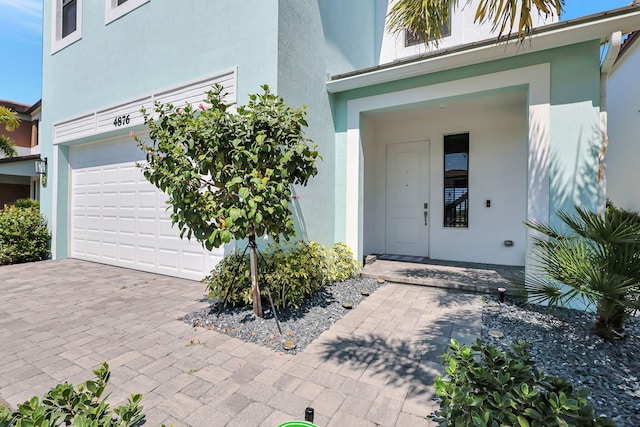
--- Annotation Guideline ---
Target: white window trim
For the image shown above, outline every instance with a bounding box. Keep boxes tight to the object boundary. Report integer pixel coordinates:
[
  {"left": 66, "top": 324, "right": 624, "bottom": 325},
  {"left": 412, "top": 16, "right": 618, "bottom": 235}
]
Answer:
[
  {"left": 105, "top": 0, "right": 149, "bottom": 24},
  {"left": 51, "top": 0, "right": 83, "bottom": 54}
]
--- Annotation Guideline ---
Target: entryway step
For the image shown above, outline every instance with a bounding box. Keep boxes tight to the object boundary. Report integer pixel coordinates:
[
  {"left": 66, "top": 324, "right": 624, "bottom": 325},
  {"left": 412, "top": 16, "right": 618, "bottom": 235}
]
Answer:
[{"left": 360, "top": 258, "right": 523, "bottom": 294}]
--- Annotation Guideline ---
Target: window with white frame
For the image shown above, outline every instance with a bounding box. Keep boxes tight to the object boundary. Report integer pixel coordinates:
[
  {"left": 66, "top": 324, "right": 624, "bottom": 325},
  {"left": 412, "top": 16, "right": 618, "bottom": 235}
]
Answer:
[
  {"left": 404, "top": 7, "right": 452, "bottom": 47},
  {"left": 51, "top": 0, "right": 82, "bottom": 53},
  {"left": 105, "top": 0, "right": 149, "bottom": 24}
]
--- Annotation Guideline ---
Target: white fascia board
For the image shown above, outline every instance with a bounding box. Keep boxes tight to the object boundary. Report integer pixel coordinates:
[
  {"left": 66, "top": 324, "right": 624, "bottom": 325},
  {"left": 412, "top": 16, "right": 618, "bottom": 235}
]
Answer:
[{"left": 327, "top": 9, "right": 640, "bottom": 93}]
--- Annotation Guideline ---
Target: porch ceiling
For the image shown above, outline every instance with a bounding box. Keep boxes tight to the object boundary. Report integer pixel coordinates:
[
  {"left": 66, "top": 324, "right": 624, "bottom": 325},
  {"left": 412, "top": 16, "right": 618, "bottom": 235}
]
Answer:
[{"left": 363, "top": 89, "right": 527, "bottom": 122}]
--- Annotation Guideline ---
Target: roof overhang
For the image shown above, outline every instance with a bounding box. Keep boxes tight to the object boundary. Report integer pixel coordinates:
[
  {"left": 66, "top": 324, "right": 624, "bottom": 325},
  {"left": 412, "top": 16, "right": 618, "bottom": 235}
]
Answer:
[
  {"left": 328, "top": 5, "right": 640, "bottom": 93},
  {"left": 0, "top": 154, "right": 40, "bottom": 177}
]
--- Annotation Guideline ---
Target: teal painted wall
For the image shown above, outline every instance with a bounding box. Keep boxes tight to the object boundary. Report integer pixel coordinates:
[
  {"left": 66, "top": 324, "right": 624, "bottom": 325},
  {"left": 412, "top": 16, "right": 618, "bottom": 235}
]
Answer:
[
  {"left": 331, "top": 41, "right": 603, "bottom": 237},
  {"left": 276, "top": 0, "right": 380, "bottom": 247},
  {"left": 548, "top": 41, "right": 601, "bottom": 227},
  {"left": 41, "top": 0, "right": 281, "bottom": 257}
]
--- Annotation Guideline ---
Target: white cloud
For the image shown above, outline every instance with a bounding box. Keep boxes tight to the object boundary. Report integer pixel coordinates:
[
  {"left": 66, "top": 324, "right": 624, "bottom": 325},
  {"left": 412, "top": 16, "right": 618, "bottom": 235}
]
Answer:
[
  {"left": 0, "top": 0, "right": 43, "bottom": 37},
  {"left": 0, "top": 0, "right": 42, "bottom": 19}
]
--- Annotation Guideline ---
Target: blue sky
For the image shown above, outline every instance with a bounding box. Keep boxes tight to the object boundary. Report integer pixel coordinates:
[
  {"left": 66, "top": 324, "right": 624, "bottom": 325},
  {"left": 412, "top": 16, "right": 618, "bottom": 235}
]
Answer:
[
  {"left": 0, "top": 0, "right": 634, "bottom": 106},
  {"left": 0, "top": 0, "right": 43, "bottom": 105}
]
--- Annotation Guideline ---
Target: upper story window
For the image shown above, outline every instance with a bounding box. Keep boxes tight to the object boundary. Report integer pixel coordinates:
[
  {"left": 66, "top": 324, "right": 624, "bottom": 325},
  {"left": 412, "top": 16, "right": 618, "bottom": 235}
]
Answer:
[
  {"left": 105, "top": 0, "right": 149, "bottom": 24},
  {"left": 52, "top": 0, "right": 83, "bottom": 53},
  {"left": 404, "top": 11, "right": 452, "bottom": 47},
  {"left": 62, "top": 0, "right": 77, "bottom": 37}
]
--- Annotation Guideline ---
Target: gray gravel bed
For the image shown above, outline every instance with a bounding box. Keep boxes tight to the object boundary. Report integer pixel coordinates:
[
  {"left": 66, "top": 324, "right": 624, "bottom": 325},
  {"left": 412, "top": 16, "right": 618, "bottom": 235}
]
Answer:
[
  {"left": 482, "top": 301, "right": 640, "bottom": 427},
  {"left": 182, "top": 277, "right": 382, "bottom": 354}
]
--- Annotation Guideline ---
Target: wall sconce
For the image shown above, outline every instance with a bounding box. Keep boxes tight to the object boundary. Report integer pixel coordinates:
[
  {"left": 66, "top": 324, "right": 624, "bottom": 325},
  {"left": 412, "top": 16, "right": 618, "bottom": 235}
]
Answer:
[{"left": 35, "top": 157, "right": 47, "bottom": 186}]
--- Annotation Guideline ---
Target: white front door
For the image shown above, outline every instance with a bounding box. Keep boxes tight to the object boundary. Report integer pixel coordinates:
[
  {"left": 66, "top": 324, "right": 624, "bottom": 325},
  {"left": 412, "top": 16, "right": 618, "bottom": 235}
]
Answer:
[{"left": 385, "top": 141, "right": 429, "bottom": 256}]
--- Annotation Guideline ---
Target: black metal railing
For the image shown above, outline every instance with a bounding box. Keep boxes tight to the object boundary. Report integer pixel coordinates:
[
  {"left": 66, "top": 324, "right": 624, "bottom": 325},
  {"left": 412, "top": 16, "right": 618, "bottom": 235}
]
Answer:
[{"left": 444, "top": 191, "right": 468, "bottom": 227}]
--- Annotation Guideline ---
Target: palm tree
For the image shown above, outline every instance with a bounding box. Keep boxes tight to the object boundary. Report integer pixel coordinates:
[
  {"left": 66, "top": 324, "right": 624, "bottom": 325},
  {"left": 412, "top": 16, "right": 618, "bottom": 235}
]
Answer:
[
  {"left": 387, "top": 0, "right": 564, "bottom": 45},
  {"left": 0, "top": 106, "right": 20, "bottom": 157},
  {"left": 523, "top": 204, "right": 640, "bottom": 341}
]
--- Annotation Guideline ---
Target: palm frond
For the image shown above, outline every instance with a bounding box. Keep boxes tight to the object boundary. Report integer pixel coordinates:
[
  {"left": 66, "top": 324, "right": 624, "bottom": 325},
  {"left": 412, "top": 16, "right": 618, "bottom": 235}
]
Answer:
[
  {"left": 387, "top": 0, "right": 459, "bottom": 46},
  {"left": 524, "top": 204, "right": 640, "bottom": 339},
  {"left": 474, "top": 0, "right": 563, "bottom": 40},
  {"left": 0, "top": 106, "right": 19, "bottom": 131},
  {"left": 0, "top": 135, "right": 17, "bottom": 157}
]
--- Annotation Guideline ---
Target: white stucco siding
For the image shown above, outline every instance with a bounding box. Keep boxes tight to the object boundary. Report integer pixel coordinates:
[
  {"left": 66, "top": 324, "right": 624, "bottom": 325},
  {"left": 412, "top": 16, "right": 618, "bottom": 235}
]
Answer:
[
  {"left": 379, "top": 0, "right": 558, "bottom": 65},
  {"left": 606, "top": 40, "right": 640, "bottom": 212},
  {"left": 363, "top": 91, "right": 528, "bottom": 266}
]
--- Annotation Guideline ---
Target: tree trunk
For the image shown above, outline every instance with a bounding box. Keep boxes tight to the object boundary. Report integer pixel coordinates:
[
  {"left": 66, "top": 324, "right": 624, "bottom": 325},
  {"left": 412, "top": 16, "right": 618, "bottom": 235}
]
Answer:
[{"left": 248, "top": 234, "right": 263, "bottom": 317}]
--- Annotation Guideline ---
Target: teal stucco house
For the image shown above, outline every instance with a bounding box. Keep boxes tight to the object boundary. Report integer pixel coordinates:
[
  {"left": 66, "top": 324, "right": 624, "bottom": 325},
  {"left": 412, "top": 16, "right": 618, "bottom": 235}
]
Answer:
[{"left": 38, "top": 0, "right": 640, "bottom": 280}]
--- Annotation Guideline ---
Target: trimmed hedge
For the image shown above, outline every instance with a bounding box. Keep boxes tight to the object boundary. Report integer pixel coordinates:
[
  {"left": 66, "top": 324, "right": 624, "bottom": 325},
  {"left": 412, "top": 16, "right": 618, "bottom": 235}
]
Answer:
[{"left": 0, "top": 205, "right": 50, "bottom": 264}]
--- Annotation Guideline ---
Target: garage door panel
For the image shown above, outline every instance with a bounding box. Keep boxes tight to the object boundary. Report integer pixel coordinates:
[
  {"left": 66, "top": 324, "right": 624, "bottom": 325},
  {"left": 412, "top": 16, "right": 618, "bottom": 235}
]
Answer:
[
  {"left": 159, "top": 249, "right": 179, "bottom": 270},
  {"left": 182, "top": 252, "right": 205, "bottom": 273},
  {"left": 138, "top": 191, "right": 156, "bottom": 209},
  {"left": 103, "top": 193, "right": 118, "bottom": 208},
  {"left": 119, "top": 244, "right": 136, "bottom": 264},
  {"left": 137, "top": 219, "right": 155, "bottom": 236},
  {"left": 87, "top": 193, "right": 102, "bottom": 208},
  {"left": 120, "top": 192, "right": 136, "bottom": 208},
  {"left": 120, "top": 167, "right": 137, "bottom": 184},
  {"left": 159, "top": 218, "right": 179, "bottom": 237},
  {"left": 87, "top": 170, "right": 102, "bottom": 185},
  {"left": 137, "top": 246, "right": 155, "bottom": 266},
  {"left": 103, "top": 243, "right": 117, "bottom": 260},
  {"left": 85, "top": 240, "right": 101, "bottom": 257},
  {"left": 87, "top": 215, "right": 101, "bottom": 231},
  {"left": 70, "top": 138, "right": 225, "bottom": 281}
]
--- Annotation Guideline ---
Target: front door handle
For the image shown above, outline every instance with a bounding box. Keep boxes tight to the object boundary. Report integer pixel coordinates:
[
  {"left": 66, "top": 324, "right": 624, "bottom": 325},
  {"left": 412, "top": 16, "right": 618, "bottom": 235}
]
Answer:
[{"left": 424, "top": 210, "right": 428, "bottom": 226}]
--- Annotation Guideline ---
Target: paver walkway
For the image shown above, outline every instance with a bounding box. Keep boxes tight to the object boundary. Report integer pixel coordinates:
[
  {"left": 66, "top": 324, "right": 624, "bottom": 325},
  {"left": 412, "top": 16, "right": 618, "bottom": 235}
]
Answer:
[{"left": 0, "top": 259, "right": 483, "bottom": 426}]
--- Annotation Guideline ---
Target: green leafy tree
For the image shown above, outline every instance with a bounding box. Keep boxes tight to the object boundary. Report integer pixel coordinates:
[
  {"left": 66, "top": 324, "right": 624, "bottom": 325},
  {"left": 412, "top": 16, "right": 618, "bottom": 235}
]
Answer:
[
  {"left": 522, "top": 204, "right": 640, "bottom": 340},
  {"left": 0, "top": 105, "right": 19, "bottom": 157},
  {"left": 134, "top": 84, "right": 320, "bottom": 317},
  {"left": 387, "top": 0, "right": 564, "bottom": 45}
]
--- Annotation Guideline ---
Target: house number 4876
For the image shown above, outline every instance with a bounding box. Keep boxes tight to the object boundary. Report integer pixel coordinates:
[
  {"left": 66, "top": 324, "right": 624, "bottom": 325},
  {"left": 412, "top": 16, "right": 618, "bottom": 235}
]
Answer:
[{"left": 113, "top": 114, "right": 130, "bottom": 127}]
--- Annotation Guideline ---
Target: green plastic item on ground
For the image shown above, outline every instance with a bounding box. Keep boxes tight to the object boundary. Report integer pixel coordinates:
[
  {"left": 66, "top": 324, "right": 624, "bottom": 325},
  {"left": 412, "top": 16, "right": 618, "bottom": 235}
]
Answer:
[{"left": 278, "top": 422, "right": 317, "bottom": 427}]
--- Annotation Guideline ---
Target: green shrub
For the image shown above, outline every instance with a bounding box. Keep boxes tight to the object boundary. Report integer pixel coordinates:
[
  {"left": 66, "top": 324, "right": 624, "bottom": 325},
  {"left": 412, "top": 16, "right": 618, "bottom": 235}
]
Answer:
[
  {"left": 0, "top": 363, "right": 144, "bottom": 427},
  {"left": 261, "top": 241, "right": 327, "bottom": 310},
  {"left": 205, "top": 251, "right": 252, "bottom": 306},
  {"left": 205, "top": 241, "right": 360, "bottom": 311},
  {"left": 326, "top": 242, "right": 360, "bottom": 282},
  {"left": 12, "top": 198, "right": 39, "bottom": 209},
  {"left": 434, "top": 339, "right": 613, "bottom": 427},
  {"left": 0, "top": 205, "right": 50, "bottom": 264}
]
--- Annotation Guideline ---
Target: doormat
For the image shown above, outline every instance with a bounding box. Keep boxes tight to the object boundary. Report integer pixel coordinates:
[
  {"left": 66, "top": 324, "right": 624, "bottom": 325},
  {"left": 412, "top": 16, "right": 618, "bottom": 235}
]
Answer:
[{"left": 375, "top": 254, "right": 430, "bottom": 264}]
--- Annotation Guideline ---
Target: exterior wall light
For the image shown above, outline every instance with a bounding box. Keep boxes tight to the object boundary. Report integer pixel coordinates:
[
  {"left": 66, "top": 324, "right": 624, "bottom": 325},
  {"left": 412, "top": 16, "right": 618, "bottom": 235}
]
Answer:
[{"left": 35, "top": 157, "right": 48, "bottom": 186}]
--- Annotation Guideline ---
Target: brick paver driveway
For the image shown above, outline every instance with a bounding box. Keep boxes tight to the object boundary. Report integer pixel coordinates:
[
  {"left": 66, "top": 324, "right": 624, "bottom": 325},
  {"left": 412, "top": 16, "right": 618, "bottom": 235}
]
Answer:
[{"left": 0, "top": 259, "right": 483, "bottom": 426}]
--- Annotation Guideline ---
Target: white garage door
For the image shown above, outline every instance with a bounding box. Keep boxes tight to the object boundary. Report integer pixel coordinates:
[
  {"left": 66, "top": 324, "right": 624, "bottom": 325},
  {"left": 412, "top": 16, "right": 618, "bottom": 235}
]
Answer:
[{"left": 70, "top": 137, "right": 226, "bottom": 280}]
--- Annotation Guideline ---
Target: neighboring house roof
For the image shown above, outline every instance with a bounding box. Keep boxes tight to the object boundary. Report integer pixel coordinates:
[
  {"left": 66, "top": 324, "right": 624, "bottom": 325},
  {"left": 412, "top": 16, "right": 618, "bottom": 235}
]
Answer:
[
  {"left": 0, "top": 99, "right": 42, "bottom": 115},
  {"left": 329, "top": 3, "right": 640, "bottom": 92},
  {"left": 616, "top": 30, "right": 639, "bottom": 62}
]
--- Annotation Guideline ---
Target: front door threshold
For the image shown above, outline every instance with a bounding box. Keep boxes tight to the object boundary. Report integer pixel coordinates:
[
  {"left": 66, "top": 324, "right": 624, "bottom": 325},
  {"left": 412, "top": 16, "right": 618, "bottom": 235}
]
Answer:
[{"left": 360, "top": 255, "right": 523, "bottom": 294}]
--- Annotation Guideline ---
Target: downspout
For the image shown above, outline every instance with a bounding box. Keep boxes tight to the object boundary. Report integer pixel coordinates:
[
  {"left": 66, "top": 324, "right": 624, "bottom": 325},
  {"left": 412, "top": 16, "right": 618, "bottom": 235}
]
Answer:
[{"left": 599, "top": 31, "right": 622, "bottom": 212}]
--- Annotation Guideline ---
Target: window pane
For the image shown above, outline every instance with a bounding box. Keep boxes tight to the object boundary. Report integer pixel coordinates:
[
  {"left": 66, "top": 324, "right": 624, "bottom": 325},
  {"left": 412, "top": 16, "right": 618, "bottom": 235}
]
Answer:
[
  {"left": 404, "top": 11, "right": 452, "bottom": 46},
  {"left": 444, "top": 134, "right": 469, "bottom": 228},
  {"left": 117, "top": 0, "right": 128, "bottom": 5},
  {"left": 62, "top": 0, "right": 77, "bottom": 38}
]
